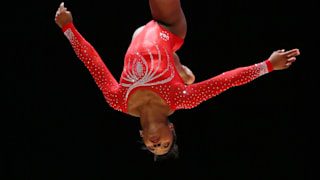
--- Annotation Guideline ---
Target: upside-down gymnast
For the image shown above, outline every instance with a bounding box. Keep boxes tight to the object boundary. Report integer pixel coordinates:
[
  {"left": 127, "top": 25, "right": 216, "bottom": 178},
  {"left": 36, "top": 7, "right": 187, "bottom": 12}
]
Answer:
[{"left": 55, "top": 0, "right": 300, "bottom": 160}]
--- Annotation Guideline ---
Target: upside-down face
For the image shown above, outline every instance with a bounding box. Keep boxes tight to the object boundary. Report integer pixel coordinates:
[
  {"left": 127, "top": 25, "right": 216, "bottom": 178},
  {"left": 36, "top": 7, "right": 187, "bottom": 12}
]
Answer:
[{"left": 140, "top": 123, "right": 174, "bottom": 155}]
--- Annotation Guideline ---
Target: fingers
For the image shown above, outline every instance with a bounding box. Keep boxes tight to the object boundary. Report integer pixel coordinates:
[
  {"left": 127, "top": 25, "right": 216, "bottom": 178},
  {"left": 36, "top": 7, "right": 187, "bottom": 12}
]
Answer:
[
  {"left": 271, "top": 48, "right": 300, "bottom": 70},
  {"left": 283, "top": 49, "right": 300, "bottom": 57},
  {"left": 287, "top": 57, "right": 296, "bottom": 62},
  {"left": 285, "top": 62, "right": 292, "bottom": 68},
  {"left": 59, "top": 2, "right": 65, "bottom": 12},
  {"left": 57, "top": 2, "right": 67, "bottom": 14},
  {"left": 55, "top": 2, "right": 68, "bottom": 18},
  {"left": 283, "top": 49, "right": 296, "bottom": 55},
  {"left": 55, "top": 2, "right": 69, "bottom": 24},
  {"left": 284, "top": 56, "right": 297, "bottom": 69}
]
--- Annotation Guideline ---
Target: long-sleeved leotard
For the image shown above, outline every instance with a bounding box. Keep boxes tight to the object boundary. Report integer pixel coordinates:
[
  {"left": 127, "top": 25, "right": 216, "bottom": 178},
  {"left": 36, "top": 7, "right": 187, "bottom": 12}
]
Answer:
[{"left": 62, "top": 20, "right": 273, "bottom": 114}]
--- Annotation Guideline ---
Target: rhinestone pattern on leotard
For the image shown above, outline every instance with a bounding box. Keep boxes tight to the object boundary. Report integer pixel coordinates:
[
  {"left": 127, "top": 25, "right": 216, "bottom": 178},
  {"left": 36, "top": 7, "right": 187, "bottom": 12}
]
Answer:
[
  {"left": 120, "top": 42, "right": 175, "bottom": 100},
  {"left": 63, "top": 21, "right": 272, "bottom": 114}
]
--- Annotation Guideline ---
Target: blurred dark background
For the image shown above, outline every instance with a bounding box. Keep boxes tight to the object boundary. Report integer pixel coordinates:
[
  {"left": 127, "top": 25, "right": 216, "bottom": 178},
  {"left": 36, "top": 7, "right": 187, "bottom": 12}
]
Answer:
[{"left": 2, "top": 0, "right": 318, "bottom": 179}]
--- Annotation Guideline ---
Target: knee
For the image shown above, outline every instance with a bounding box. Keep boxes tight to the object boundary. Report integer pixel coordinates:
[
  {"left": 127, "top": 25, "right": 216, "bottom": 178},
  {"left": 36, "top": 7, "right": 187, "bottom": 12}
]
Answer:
[{"left": 132, "top": 25, "right": 145, "bottom": 41}]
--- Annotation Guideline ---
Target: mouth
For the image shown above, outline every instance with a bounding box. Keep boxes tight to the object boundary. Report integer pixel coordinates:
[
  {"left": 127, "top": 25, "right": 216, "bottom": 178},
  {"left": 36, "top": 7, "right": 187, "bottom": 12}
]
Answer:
[{"left": 150, "top": 137, "right": 160, "bottom": 143}]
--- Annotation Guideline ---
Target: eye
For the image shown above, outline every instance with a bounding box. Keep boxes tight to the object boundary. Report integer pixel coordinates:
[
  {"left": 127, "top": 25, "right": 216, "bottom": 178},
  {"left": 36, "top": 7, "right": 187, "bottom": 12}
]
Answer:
[
  {"left": 163, "top": 143, "right": 170, "bottom": 148},
  {"left": 147, "top": 146, "right": 155, "bottom": 151}
]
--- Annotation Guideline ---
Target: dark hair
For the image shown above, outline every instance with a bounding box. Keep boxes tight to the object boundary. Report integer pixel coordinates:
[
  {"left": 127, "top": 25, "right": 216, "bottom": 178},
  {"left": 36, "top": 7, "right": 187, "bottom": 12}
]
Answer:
[
  {"left": 153, "top": 125, "right": 178, "bottom": 162},
  {"left": 140, "top": 119, "right": 179, "bottom": 162}
]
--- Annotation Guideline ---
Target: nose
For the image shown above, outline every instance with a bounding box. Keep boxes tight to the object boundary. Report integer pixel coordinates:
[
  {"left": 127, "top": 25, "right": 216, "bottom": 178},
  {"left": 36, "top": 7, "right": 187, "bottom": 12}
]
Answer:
[{"left": 153, "top": 143, "right": 161, "bottom": 148}]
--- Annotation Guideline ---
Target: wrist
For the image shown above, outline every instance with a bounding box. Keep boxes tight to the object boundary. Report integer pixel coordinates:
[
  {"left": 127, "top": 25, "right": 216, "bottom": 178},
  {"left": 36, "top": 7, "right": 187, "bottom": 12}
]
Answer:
[
  {"left": 265, "top": 59, "right": 274, "bottom": 72},
  {"left": 62, "top": 22, "right": 74, "bottom": 32}
]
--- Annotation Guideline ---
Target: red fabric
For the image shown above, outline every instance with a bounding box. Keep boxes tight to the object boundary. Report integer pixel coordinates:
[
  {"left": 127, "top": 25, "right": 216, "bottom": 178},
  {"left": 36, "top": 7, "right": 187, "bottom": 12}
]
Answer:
[
  {"left": 265, "top": 59, "right": 274, "bottom": 72},
  {"left": 62, "top": 22, "right": 73, "bottom": 32},
  {"left": 62, "top": 20, "right": 273, "bottom": 114}
]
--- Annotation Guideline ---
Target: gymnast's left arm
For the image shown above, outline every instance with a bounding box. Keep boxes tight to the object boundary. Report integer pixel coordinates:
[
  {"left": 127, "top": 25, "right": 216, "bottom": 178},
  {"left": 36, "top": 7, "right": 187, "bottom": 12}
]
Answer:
[{"left": 175, "top": 49, "right": 300, "bottom": 109}]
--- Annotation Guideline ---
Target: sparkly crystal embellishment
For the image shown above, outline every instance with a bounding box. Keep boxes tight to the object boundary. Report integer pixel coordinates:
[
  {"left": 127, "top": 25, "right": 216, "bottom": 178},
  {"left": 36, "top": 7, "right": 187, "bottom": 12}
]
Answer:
[
  {"left": 136, "top": 61, "right": 143, "bottom": 77},
  {"left": 120, "top": 42, "right": 175, "bottom": 100}
]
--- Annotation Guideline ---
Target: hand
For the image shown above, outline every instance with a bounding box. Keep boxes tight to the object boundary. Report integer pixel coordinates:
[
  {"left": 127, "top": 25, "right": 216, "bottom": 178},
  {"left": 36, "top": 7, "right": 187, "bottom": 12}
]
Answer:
[
  {"left": 269, "top": 49, "right": 300, "bottom": 70},
  {"left": 55, "top": 2, "right": 73, "bottom": 29}
]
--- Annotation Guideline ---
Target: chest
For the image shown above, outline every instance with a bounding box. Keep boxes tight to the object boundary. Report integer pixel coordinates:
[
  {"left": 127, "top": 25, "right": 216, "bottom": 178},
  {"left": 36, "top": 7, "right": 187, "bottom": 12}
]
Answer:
[{"left": 127, "top": 89, "right": 174, "bottom": 117}]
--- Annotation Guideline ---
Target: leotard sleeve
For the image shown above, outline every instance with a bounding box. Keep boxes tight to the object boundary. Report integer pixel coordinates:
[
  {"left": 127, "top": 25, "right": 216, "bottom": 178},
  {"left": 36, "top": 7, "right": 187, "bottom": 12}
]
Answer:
[
  {"left": 175, "top": 60, "right": 274, "bottom": 109},
  {"left": 62, "top": 23, "right": 124, "bottom": 112}
]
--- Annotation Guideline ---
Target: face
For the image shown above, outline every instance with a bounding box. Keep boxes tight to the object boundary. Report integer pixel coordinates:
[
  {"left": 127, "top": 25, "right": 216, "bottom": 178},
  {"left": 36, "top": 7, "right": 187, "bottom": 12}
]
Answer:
[{"left": 140, "top": 123, "right": 174, "bottom": 155}]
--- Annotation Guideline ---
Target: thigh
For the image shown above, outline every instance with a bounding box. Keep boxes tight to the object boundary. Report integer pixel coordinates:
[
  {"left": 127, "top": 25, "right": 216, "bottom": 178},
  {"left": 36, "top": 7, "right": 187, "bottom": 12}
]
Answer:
[{"left": 149, "top": 0, "right": 187, "bottom": 39}]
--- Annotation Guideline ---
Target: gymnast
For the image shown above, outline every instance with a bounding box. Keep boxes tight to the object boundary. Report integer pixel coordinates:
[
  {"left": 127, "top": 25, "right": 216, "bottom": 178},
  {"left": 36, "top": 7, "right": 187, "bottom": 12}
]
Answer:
[{"left": 55, "top": 0, "right": 300, "bottom": 161}]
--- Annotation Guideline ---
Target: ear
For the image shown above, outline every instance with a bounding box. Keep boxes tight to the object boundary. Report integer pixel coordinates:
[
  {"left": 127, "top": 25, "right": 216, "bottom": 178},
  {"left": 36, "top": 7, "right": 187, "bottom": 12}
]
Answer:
[
  {"left": 168, "top": 123, "right": 175, "bottom": 131},
  {"left": 139, "top": 130, "right": 144, "bottom": 137}
]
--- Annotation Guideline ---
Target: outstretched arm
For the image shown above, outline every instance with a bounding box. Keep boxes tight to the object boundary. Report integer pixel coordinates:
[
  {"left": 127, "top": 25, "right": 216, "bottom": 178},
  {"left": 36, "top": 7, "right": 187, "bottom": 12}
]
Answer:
[
  {"left": 55, "top": 3, "right": 123, "bottom": 111},
  {"left": 175, "top": 49, "right": 300, "bottom": 109}
]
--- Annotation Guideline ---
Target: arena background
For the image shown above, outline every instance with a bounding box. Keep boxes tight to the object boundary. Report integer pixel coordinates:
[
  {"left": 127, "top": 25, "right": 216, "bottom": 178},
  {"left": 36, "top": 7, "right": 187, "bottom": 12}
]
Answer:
[{"left": 2, "top": 0, "right": 318, "bottom": 179}]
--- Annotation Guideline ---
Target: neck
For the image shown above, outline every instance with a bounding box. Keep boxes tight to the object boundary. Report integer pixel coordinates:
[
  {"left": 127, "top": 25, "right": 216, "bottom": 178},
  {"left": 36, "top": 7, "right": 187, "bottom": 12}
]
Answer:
[{"left": 139, "top": 104, "right": 168, "bottom": 132}]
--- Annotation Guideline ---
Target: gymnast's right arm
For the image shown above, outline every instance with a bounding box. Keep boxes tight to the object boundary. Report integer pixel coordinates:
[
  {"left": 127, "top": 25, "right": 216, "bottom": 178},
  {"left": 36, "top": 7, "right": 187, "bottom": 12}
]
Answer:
[{"left": 55, "top": 3, "right": 124, "bottom": 111}]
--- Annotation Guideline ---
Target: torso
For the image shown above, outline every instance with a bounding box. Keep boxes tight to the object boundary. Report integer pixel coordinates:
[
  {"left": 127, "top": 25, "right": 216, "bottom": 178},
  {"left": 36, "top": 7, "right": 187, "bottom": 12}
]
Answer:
[
  {"left": 127, "top": 22, "right": 179, "bottom": 117},
  {"left": 119, "top": 20, "right": 185, "bottom": 114}
]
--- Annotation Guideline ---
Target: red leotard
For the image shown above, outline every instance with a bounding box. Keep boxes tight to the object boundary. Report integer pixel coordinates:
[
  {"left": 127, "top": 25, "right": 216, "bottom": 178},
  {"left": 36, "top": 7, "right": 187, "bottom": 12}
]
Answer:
[{"left": 62, "top": 20, "right": 273, "bottom": 114}]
